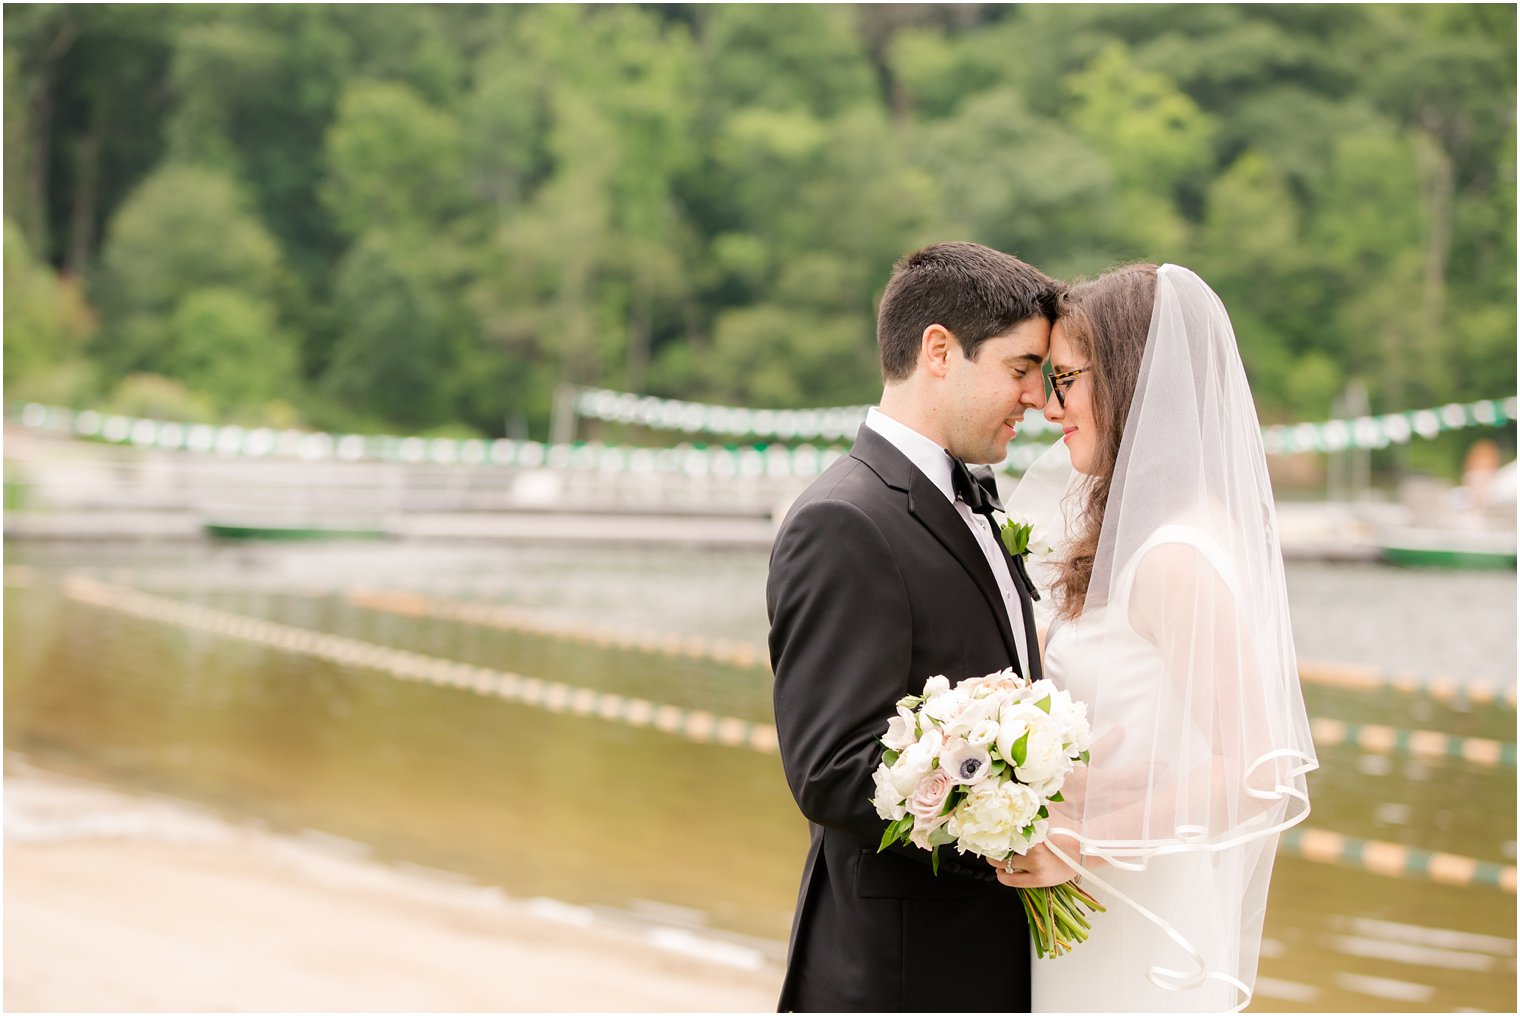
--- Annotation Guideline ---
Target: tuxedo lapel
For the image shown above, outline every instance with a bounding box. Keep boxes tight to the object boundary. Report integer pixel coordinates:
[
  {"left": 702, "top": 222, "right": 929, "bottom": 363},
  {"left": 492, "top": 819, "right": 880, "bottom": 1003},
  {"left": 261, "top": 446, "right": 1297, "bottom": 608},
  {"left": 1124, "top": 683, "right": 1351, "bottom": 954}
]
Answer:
[
  {"left": 905, "top": 473, "right": 1023, "bottom": 670},
  {"left": 850, "top": 426, "right": 1022, "bottom": 671},
  {"left": 1009, "top": 551, "right": 1042, "bottom": 680}
]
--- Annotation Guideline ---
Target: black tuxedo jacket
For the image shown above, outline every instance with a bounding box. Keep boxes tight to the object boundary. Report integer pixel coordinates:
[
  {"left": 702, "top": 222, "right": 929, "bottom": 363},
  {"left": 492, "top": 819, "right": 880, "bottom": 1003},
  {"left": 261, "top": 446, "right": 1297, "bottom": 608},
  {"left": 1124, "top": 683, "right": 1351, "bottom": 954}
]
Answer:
[{"left": 767, "top": 425, "right": 1042, "bottom": 1013}]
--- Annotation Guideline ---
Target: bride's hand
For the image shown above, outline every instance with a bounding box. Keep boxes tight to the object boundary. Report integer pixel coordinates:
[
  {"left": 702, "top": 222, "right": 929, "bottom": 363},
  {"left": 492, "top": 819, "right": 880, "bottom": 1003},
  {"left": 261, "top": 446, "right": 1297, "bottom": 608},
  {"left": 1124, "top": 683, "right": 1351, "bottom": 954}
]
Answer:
[{"left": 987, "top": 842, "right": 1080, "bottom": 889}]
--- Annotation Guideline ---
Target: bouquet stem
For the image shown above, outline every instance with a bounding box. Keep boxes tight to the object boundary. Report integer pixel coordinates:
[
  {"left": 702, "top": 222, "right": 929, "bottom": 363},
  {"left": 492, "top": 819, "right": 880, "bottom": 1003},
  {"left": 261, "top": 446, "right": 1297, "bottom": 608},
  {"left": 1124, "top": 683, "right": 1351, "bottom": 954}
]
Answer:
[{"left": 1018, "top": 882, "right": 1106, "bottom": 958}]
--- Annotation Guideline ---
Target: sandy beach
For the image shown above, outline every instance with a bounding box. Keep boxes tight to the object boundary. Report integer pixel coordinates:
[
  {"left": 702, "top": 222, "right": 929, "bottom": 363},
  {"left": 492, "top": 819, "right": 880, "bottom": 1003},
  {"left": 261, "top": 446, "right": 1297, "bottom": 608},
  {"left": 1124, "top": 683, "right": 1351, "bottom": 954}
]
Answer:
[{"left": 3, "top": 767, "right": 784, "bottom": 1012}]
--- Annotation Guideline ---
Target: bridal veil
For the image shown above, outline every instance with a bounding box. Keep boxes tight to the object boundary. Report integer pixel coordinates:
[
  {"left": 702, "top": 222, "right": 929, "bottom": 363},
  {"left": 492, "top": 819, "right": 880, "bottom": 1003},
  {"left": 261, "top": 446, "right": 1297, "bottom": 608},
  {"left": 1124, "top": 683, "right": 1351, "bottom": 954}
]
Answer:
[{"left": 1011, "top": 264, "right": 1318, "bottom": 1010}]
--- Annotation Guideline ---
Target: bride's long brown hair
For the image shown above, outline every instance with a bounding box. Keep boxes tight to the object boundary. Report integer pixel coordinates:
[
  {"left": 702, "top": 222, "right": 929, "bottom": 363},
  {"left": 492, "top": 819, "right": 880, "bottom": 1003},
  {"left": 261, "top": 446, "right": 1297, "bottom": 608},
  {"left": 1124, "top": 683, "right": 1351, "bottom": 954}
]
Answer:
[{"left": 1051, "top": 263, "right": 1159, "bottom": 620}]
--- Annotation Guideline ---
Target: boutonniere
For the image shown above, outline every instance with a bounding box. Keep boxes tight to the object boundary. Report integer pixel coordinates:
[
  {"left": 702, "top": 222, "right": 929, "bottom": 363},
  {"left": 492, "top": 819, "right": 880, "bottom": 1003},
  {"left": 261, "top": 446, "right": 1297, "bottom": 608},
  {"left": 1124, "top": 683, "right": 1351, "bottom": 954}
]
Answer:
[{"left": 999, "top": 513, "right": 1054, "bottom": 561}]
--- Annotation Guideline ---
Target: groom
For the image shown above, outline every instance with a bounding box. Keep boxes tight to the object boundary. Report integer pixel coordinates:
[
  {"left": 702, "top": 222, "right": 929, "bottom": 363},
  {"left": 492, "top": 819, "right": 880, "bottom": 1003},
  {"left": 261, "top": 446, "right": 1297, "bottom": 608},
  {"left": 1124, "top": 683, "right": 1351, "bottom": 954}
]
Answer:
[{"left": 767, "top": 242, "right": 1071, "bottom": 1012}]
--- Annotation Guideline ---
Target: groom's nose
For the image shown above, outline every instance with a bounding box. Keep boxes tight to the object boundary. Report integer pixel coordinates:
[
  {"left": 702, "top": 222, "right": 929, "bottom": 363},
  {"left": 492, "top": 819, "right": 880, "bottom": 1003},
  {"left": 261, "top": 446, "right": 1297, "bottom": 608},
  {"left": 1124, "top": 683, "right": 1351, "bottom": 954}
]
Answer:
[{"left": 1024, "top": 373, "right": 1048, "bottom": 410}]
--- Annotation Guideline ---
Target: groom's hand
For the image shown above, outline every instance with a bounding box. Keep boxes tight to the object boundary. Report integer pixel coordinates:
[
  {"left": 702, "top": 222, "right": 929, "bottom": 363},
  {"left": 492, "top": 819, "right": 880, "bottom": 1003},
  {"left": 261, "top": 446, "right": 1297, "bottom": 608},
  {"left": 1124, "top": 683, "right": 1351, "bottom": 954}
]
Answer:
[{"left": 987, "top": 842, "right": 1079, "bottom": 889}]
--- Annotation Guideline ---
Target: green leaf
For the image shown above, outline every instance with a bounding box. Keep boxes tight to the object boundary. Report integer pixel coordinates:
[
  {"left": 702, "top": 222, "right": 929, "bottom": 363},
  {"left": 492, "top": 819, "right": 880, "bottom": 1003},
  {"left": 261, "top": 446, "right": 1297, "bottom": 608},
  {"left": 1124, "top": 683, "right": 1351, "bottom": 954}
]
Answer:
[
  {"left": 1035, "top": 694, "right": 1052, "bottom": 714},
  {"left": 1000, "top": 518, "right": 1032, "bottom": 556},
  {"left": 877, "top": 814, "right": 913, "bottom": 852},
  {"left": 1037, "top": 805, "right": 1049, "bottom": 819},
  {"left": 1012, "top": 730, "right": 1030, "bottom": 767},
  {"left": 1048, "top": 791, "right": 1064, "bottom": 803},
  {"left": 931, "top": 845, "right": 941, "bottom": 876},
  {"left": 882, "top": 748, "right": 900, "bottom": 767},
  {"left": 1079, "top": 750, "right": 1091, "bottom": 764}
]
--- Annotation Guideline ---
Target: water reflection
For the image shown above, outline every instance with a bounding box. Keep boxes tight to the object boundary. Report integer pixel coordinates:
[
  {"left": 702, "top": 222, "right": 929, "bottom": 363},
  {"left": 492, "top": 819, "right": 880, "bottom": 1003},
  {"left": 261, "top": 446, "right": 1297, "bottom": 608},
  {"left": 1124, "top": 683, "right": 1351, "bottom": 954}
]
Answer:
[{"left": 4, "top": 542, "right": 1515, "bottom": 1011}]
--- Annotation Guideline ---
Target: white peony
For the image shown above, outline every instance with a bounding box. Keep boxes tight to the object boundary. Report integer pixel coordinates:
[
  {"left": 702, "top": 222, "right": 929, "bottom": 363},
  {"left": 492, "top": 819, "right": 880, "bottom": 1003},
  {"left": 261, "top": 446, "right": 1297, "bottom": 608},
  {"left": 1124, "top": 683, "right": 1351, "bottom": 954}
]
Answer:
[
  {"left": 1021, "top": 682, "right": 1091, "bottom": 756},
  {"left": 1050, "top": 694, "right": 1093, "bottom": 753},
  {"left": 921, "top": 675, "right": 951, "bottom": 700},
  {"left": 977, "top": 668, "right": 1024, "bottom": 697},
  {"left": 1022, "top": 678, "right": 1059, "bottom": 705},
  {"left": 926, "top": 686, "right": 1003, "bottom": 738},
  {"left": 959, "top": 674, "right": 989, "bottom": 696},
  {"left": 1016, "top": 718, "right": 1073, "bottom": 787},
  {"left": 966, "top": 717, "right": 1001, "bottom": 748},
  {"left": 882, "top": 704, "right": 919, "bottom": 751},
  {"left": 923, "top": 686, "right": 974, "bottom": 733},
  {"left": 1025, "top": 817, "right": 1050, "bottom": 849},
  {"left": 871, "top": 764, "right": 907, "bottom": 821},
  {"left": 946, "top": 780, "right": 1043, "bottom": 859},
  {"left": 888, "top": 728, "right": 943, "bottom": 798},
  {"left": 995, "top": 702, "right": 1043, "bottom": 768}
]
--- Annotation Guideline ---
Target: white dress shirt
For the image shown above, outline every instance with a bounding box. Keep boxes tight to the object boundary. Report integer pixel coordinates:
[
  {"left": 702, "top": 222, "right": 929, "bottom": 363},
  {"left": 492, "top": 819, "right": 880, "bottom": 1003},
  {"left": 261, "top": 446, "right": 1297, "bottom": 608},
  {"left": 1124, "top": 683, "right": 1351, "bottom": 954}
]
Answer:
[{"left": 864, "top": 407, "right": 1031, "bottom": 675}]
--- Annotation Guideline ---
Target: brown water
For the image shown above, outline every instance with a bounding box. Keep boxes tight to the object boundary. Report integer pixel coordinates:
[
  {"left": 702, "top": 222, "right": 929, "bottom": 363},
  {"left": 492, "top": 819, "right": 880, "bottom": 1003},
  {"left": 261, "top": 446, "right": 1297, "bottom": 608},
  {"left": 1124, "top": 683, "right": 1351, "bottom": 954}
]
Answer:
[{"left": 4, "top": 540, "right": 1515, "bottom": 1011}]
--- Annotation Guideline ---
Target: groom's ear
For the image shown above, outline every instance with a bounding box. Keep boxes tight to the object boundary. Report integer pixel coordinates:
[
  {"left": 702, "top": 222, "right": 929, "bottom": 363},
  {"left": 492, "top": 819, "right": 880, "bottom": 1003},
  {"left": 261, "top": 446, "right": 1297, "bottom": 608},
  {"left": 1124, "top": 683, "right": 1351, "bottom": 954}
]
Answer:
[{"left": 921, "top": 324, "right": 954, "bottom": 379}]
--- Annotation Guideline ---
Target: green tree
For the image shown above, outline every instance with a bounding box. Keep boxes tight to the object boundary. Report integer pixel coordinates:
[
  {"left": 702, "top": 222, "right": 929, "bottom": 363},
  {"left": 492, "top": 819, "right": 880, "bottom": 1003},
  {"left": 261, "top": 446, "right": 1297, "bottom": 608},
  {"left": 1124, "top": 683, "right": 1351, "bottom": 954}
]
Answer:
[
  {"left": 322, "top": 231, "right": 462, "bottom": 429},
  {"left": 908, "top": 87, "right": 1116, "bottom": 277},
  {"left": 322, "top": 80, "right": 469, "bottom": 237},
  {"left": 164, "top": 288, "right": 299, "bottom": 415},
  {"left": 93, "top": 163, "right": 286, "bottom": 381},
  {"left": 1067, "top": 42, "right": 1216, "bottom": 255},
  {"left": 1309, "top": 125, "right": 1428, "bottom": 410},
  {"left": 3, "top": 5, "right": 178, "bottom": 273},
  {"left": 1196, "top": 152, "right": 1337, "bottom": 419},
  {"left": 471, "top": 5, "right": 701, "bottom": 420},
  {"left": 694, "top": 5, "right": 877, "bottom": 119},
  {"left": 100, "top": 373, "right": 216, "bottom": 423},
  {"left": 2, "top": 3, "right": 1510, "bottom": 471},
  {"left": 705, "top": 304, "right": 878, "bottom": 408},
  {"left": 2, "top": 218, "right": 98, "bottom": 401}
]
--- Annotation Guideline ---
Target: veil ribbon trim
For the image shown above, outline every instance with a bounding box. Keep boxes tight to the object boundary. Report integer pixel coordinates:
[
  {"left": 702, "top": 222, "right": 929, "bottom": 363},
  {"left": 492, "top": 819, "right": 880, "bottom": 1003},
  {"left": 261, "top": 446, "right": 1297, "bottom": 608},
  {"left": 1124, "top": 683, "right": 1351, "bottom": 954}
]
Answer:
[{"left": 1044, "top": 749, "right": 1315, "bottom": 1012}]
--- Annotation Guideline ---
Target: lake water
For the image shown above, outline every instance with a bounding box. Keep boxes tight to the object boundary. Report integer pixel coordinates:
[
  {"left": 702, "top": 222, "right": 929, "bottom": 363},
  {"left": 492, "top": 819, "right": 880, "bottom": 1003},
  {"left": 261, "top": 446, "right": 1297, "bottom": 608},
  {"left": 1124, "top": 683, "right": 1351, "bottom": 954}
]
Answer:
[{"left": 4, "top": 539, "right": 1515, "bottom": 1012}]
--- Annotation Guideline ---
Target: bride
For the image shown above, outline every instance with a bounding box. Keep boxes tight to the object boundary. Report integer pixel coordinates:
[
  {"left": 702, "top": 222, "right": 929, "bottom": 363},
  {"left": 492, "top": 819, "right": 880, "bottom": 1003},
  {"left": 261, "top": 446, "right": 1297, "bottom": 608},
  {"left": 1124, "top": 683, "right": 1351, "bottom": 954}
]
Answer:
[{"left": 1005, "top": 263, "right": 1318, "bottom": 1012}]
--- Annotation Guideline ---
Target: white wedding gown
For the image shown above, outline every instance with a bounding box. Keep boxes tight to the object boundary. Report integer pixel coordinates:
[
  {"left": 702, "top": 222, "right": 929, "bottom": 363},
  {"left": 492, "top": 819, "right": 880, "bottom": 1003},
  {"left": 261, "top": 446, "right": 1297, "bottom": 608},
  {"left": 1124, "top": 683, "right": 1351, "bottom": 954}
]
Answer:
[{"left": 1032, "top": 525, "right": 1271, "bottom": 1013}]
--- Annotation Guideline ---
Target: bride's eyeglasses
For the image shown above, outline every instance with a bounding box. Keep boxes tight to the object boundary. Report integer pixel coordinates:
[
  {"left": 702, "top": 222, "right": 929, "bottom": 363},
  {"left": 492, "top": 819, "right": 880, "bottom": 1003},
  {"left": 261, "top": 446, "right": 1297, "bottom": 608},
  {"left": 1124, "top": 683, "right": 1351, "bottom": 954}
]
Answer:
[{"left": 1046, "top": 366, "right": 1092, "bottom": 409}]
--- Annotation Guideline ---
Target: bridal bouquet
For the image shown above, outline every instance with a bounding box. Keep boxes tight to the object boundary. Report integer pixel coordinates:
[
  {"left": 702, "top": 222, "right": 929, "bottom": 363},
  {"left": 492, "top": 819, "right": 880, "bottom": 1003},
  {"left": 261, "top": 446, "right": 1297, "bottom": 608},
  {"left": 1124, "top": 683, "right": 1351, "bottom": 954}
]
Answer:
[{"left": 870, "top": 668, "right": 1106, "bottom": 957}]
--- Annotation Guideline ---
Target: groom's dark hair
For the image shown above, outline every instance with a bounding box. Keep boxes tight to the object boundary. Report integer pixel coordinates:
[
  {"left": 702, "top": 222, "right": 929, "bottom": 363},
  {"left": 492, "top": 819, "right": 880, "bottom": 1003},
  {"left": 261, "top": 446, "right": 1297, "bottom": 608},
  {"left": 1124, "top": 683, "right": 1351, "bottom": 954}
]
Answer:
[{"left": 877, "top": 241, "right": 1060, "bottom": 382}]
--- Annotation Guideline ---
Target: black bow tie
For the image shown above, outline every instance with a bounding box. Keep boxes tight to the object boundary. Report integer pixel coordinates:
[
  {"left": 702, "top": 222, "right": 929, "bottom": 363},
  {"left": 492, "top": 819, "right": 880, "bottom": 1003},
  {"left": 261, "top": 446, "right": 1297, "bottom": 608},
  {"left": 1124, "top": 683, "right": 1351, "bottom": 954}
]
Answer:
[
  {"left": 949, "top": 457, "right": 1004, "bottom": 514},
  {"left": 948, "top": 455, "right": 1041, "bottom": 602}
]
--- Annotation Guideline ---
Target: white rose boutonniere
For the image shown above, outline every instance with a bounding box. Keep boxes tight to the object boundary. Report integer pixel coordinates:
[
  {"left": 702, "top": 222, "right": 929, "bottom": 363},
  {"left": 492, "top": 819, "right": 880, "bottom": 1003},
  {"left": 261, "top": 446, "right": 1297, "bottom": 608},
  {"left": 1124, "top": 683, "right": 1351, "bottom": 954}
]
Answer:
[{"left": 999, "top": 512, "right": 1055, "bottom": 560}]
